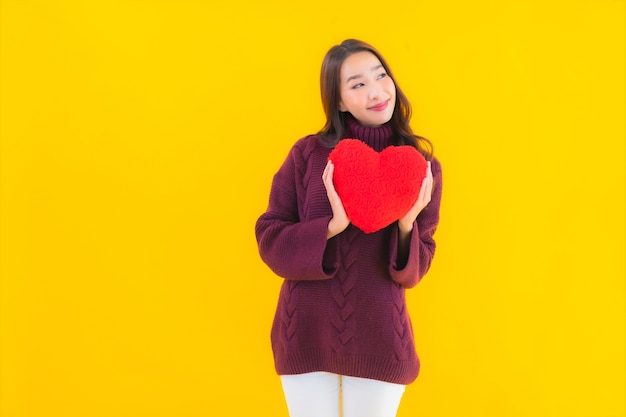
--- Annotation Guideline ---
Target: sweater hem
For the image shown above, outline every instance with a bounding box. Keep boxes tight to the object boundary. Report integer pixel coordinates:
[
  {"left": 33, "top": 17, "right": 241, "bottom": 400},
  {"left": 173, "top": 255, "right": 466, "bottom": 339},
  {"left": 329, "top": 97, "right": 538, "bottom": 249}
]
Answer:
[{"left": 274, "top": 349, "right": 419, "bottom": 385}]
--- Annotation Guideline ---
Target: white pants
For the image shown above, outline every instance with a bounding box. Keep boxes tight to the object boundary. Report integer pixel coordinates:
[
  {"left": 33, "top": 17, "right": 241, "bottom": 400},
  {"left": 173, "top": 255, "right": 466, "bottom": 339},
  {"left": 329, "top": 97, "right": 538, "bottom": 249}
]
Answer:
[{"left": 280, "top": 372, "right": 406, "bottom": 417}]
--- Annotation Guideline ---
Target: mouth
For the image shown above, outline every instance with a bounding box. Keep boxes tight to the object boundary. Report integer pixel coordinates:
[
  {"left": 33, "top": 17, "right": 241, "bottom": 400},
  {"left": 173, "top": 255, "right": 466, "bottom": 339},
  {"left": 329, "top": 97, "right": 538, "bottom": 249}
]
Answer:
[{"left": 368, "top": 100, "right": 390, "bottom": 112}]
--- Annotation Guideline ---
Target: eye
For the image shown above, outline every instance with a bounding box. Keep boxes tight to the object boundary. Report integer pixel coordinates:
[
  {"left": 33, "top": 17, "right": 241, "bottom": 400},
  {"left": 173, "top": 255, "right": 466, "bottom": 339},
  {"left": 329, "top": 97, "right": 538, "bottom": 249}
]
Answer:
[
  {"left": 351, "top": 83, "right": 364, "bottom": 89},
  {"left": 377, "top": 72, "right": 388, "bottom": 79}
]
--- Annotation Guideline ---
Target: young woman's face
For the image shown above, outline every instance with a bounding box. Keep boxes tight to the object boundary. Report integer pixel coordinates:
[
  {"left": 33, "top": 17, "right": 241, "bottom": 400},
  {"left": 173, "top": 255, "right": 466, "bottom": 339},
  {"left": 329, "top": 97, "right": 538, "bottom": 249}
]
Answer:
[{"left": 338, "top": 51, "right": 396, "bottom": 127}]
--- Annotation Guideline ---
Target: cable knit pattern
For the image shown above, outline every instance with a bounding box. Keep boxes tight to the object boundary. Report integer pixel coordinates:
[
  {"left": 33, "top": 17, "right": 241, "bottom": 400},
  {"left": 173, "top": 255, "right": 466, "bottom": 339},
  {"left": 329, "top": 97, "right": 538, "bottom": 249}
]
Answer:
[
  {"left": 256, "top": 118, "right": 443, "bottom": 385},
  {"left": 329, "top": 229, "right": 359, "bottom": 354},
  {"left": 391, "top": 288, "right": 411, "bottom": 361},
  {"left": 281, "top": 281, "right": 300, "bottom": 348}
]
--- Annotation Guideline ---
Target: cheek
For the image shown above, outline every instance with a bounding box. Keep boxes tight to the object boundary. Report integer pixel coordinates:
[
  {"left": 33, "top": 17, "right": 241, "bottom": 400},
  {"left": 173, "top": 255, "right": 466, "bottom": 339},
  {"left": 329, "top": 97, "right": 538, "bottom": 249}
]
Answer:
[
  {"left": 385, "top": 78, "right": 396, "bottom": 95},
  {"left": 341, "top": 90, "right": 362, "bottom": 108}
]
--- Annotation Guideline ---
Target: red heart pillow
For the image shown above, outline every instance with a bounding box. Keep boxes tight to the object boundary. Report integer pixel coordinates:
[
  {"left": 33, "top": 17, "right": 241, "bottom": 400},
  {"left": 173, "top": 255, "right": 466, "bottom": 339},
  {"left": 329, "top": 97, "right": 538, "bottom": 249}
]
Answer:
[{"left": 328, "top": 139, "right": 427, "bottom": 234}]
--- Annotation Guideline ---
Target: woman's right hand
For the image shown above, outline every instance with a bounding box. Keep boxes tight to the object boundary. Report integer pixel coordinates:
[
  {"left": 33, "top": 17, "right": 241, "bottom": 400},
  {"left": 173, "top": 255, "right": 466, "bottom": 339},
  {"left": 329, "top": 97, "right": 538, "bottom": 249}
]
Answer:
[{"left": 322, "top": 160, "right": 350, "bottom": 239}]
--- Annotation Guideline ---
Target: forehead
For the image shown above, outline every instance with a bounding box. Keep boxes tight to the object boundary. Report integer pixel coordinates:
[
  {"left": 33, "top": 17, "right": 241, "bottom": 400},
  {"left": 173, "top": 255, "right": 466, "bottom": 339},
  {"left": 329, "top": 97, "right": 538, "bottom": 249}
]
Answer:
[{"left": 340, "top": 51, "right": 383, "bottom": 80}]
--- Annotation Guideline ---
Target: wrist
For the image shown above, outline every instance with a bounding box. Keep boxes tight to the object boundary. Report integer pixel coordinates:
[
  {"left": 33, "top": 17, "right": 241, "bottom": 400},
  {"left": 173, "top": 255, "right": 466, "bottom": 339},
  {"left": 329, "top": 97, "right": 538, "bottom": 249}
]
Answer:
[
  {"left": 398, "top": 220, "right": 414, "bottom": 234},
  {"left": 327, "top": 217, "right": 341, "bottom": 239}
]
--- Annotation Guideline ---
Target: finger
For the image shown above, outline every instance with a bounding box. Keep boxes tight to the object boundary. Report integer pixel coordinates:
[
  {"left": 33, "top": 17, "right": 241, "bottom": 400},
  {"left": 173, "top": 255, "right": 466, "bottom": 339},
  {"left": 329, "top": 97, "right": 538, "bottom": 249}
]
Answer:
[
  {"left": 424, "top": 162, "right": 434, "bottom": 197},
  {"left": 322, "top": 160, "right": 331, "bottom": 181},
  {"left": 425, "top": 172, "right": 433, "bottom": 194},
  {"left": 415, "top": 178, "right": 431, "bottom": 211},
  {"left": 323, "top": 161, "right": 334, "bottom": 188},
  {"left": 419, "top": 176, "right": 430, "bottom": 201},
  {"left": 323, "top": 162, "right": 338, "bottom": 195}
]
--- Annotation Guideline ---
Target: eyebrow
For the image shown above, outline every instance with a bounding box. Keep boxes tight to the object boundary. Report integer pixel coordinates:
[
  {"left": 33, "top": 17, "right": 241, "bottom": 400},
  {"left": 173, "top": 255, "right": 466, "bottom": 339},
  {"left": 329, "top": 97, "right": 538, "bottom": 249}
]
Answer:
[{"left": 345, "top": 64, "right": 384, "bottom": 84}]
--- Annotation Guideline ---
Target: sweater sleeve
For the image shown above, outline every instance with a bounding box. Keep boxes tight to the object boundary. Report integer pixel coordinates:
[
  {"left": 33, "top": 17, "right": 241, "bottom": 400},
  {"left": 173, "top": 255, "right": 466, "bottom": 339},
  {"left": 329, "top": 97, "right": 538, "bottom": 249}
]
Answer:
[
  {"left": 388, "top": 157, "right": 443, "bottom": 288},
  {"left": 255, "top": 141, "right": 339, "bottom": 280}
]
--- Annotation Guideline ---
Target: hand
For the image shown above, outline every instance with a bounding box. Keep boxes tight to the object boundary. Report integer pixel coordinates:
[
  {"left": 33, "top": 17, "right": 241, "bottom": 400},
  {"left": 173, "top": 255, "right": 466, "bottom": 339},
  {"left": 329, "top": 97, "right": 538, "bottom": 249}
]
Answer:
[
  {"left": 322, "top": 160, "right": 350, "bottom": 239},
  {"left": 398, "top": 161, "right": 433, "bottom": 233}
]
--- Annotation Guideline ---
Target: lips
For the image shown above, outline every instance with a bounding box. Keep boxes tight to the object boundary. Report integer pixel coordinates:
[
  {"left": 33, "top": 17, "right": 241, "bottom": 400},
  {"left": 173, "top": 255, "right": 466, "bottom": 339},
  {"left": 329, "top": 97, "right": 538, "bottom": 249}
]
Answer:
[{"left": 368, "top": 100, "right": 389, "bottom": 111}]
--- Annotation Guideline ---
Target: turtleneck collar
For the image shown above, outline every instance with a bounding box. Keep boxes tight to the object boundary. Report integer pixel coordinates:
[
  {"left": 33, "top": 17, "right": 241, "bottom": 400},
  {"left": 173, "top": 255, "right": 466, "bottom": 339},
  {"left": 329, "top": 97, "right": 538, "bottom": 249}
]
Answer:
[{"left": 343, "top": 115, "right": 394, "bottom": 152}]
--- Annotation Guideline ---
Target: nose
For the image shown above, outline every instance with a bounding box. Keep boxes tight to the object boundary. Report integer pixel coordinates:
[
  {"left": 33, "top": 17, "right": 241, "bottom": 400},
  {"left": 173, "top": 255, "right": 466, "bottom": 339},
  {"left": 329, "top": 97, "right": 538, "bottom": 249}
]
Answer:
[{"left": 368, "top": 84, "right": 384, "bottom": 101}]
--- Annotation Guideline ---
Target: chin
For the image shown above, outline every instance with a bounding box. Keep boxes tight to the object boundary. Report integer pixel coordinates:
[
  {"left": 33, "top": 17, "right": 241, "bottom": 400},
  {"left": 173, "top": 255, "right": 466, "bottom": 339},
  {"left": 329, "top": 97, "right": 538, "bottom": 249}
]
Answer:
[
  {"left": 357, "top": 112, "right": 393, "bottom": 127},
  {"left": 376, "top": 115, "right": 393, "bottom": 125}
]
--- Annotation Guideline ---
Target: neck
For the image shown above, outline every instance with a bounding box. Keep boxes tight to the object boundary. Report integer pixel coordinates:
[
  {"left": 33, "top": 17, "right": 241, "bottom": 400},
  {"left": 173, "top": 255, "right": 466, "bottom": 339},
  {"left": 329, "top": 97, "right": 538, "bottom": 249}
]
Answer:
[{"left": 344, "top": 115, "right": 393, "bottom": 152}]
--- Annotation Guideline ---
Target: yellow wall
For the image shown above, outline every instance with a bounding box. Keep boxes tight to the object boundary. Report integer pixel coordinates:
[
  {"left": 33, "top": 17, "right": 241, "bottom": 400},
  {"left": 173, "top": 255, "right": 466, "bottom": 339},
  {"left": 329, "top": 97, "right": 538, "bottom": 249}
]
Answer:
[{"left": 0, "top": 1, "right": 623, "bottom": 416}]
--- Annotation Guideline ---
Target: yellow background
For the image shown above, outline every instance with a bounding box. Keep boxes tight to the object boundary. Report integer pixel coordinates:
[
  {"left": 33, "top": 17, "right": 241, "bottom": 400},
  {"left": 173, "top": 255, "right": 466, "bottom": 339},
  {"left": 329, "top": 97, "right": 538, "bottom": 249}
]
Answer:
[{"left": 1, "top": 0, "right": 623, "bottom": 416}]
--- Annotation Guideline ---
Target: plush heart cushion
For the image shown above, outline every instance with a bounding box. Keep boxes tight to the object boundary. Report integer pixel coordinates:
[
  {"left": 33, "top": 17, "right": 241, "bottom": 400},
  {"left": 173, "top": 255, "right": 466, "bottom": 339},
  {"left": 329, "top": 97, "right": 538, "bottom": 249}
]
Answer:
[{"left": 328, "top": 139, "right": 427, "bottom": 234}]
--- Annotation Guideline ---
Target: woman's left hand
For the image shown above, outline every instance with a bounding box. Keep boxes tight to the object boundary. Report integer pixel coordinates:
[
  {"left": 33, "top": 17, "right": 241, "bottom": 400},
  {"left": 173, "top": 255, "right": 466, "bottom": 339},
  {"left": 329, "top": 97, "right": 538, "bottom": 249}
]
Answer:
[{"left": 398, "top": 161, "right": 433, "bottom": 233}]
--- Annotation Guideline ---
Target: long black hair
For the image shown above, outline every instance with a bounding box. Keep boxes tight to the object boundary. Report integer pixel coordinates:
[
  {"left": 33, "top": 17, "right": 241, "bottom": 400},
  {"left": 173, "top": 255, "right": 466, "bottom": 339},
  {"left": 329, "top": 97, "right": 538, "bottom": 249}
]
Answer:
[{"left": 317, "top": 39, "right": 433, "bottom": 160}]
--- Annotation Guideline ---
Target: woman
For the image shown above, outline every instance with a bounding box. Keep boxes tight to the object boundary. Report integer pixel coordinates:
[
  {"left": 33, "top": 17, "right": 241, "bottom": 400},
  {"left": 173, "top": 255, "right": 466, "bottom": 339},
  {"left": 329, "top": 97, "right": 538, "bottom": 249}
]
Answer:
[{"left": 255, "top": 39, "right": 442, "bottom": 417}]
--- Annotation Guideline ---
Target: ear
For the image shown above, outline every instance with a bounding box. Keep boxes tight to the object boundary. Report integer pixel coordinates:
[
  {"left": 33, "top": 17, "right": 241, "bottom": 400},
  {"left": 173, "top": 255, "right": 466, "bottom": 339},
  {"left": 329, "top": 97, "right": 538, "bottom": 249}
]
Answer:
[{"left": 338, "top": 101, "right": 347, "bottom": 112}]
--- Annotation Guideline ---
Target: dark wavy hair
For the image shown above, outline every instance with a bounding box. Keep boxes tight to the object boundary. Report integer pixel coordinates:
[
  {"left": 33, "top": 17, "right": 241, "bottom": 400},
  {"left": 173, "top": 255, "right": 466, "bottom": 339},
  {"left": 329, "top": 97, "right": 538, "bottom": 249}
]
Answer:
[{"left": 318, "top": 39, "right": 433, "bottom": 160}]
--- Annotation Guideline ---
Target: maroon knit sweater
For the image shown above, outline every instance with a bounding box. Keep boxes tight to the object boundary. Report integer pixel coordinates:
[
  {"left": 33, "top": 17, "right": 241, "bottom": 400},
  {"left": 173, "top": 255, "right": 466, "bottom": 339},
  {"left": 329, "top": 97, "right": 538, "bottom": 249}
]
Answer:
[{"left": 255, "top": 117, "right": 442, "bottom": 385}]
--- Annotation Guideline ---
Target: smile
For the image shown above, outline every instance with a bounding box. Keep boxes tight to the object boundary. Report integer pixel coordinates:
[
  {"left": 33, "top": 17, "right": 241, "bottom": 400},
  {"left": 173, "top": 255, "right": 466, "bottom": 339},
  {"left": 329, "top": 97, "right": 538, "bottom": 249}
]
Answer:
[{"left": 368, "top": 100, "right": 389, "bottom": 112}]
